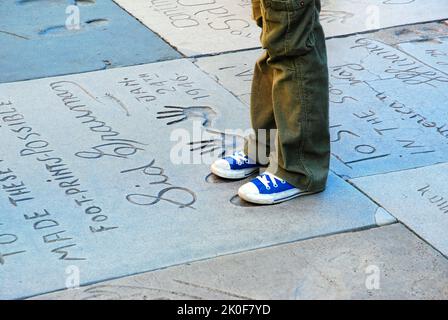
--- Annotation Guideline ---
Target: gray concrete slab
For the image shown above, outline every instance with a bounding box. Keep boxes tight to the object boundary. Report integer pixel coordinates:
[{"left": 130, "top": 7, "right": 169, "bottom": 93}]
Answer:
[
  {"left": 32, "top": 224, "right": 448, "bottom": 300},
  {"left": 113, "top": 0, "right": 448, "bottom": 55},
  {"left": 398, "top": 37, "right": 448, "bottom": 74},
  {"left": 372, "top": 21, "right": 448, "bottom": 45},
  {"left": 0, "top": 0, "right": 180, "bottom": 83},
  {"left": 0, "top": 59, "right": 381, "bottom": 299},
  {"left": 193, "top": 49, "right": 263, "bottom": 106},
  {"left": 320, "top": 0, "right": 448, "bottom": 37},
  {"left": 351, "top": 162, "right": 448, "bottom": 258}
]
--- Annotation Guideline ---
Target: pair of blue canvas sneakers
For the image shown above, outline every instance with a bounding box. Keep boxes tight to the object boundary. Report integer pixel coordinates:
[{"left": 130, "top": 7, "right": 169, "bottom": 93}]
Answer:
[{"left": 210, "top": 151, "right": 313, "bottom": 205}]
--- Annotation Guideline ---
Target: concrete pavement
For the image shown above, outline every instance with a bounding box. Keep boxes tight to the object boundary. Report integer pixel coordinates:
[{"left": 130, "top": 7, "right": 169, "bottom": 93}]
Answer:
[{"left": 0, "top": 0, "right": 447, "bottom": 300}]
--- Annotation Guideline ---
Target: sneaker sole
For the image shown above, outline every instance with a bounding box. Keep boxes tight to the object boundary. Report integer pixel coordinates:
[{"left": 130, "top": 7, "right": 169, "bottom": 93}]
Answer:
[
  {"left": 238, "top": 188, "right": 325, "bottom": 205},
  {"left": 210, "top": 163, "right": 259, "bottom": 180}
]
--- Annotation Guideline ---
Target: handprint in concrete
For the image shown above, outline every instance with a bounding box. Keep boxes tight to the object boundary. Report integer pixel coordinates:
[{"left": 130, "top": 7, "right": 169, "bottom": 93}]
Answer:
[
  {"left": 188, "top": 130, "right": 245, "bottom": 158},
  {"left": 157, "top": 105, "right": 217, "bottom": 127}
]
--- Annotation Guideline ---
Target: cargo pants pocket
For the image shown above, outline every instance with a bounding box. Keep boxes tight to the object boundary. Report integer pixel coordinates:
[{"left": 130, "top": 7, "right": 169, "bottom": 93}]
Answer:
[{"left": 260, "top": 0, "right": 316, "bottom": 58}]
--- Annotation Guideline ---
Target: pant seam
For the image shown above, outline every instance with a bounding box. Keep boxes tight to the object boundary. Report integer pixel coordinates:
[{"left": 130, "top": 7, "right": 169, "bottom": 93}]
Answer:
[
  {"left": 285, "top": 3, "right": 291, "bottom": 56},
  {"left": 294, "top": 57, "right": 314, "bottom": 191},
  {"left": 246, "top": 59, "right": 262, "bottom": 157}
]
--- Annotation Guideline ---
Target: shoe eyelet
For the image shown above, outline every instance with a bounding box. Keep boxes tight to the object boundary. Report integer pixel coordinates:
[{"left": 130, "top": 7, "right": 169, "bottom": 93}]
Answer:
[
  {"left": 273, "top": 184, "right": 278, "bottom": 188},
  {"left": 266, "top": 186, "right": 271, "bottom": 190},
  {"left": 281, "top": 180, "right": 286, "bottom": 184}
]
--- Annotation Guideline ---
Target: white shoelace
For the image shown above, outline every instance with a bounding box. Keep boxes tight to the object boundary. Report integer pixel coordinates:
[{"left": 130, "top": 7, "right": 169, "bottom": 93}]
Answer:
[
  {"left": 230, "top": 151, "right": 248, "bottom": 165},
  {"left": 256, "top": 172, "right": 286, "bottom": 190}
]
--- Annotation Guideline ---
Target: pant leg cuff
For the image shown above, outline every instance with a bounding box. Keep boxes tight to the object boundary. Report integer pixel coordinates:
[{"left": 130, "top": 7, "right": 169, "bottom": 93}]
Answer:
[{"left": 266, "top": 165, "right": 326, "bottom": 192}]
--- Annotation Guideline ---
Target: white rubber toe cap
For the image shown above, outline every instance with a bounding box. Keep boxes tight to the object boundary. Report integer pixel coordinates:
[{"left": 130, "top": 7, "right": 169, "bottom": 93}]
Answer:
[
  {"left": 211, "top": 159, "right": 258, "bottom": 179},
  {"left": 238, "top": 182, "right": 260, "bottom": 198},
  {"left": 212, "top": 159, "right": 231, "bottom": 170}
]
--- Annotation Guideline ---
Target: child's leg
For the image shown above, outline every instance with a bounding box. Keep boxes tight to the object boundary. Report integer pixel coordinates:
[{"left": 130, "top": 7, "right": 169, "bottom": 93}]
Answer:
[
  {"left": 257, "top": 0, "right": 330, "bottom": 192},
  {"left": 244, "top": 50, "right": 277, "bottom": 165},
  {"left": 244, "top": 0, "right": 276, "bottom": 165}
]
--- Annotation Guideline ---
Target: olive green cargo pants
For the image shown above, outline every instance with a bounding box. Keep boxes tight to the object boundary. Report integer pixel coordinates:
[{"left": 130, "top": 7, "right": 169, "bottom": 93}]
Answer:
[{"left": 244, "top": 0, "right": 330, "bottom": 192}]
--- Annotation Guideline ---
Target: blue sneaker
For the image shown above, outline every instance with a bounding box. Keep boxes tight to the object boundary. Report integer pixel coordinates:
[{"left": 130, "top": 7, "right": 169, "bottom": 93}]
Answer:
[
  {"left": 238, "top": 172, "right": 321, "bottom": 204},
  {"left": 211, "top": 151, "right": 261, "bottom": 179}
]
